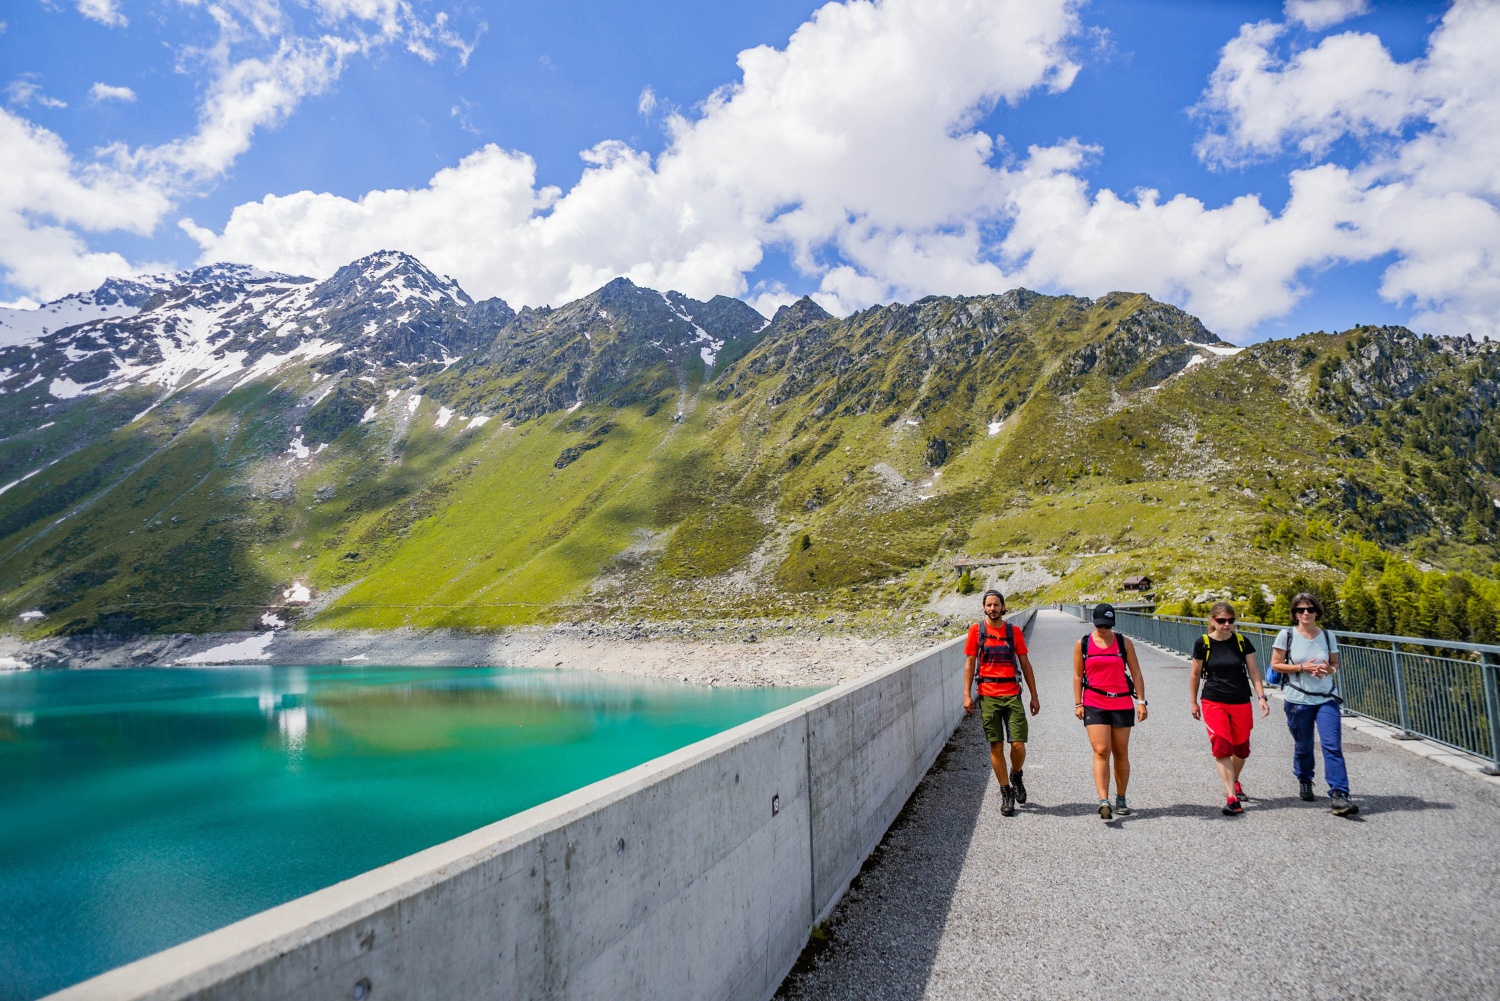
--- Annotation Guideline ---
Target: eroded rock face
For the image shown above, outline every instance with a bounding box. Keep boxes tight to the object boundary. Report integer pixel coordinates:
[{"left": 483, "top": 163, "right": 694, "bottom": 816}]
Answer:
[{"left": 1056, "top": 298, "right": 1224, "bottom": 391}]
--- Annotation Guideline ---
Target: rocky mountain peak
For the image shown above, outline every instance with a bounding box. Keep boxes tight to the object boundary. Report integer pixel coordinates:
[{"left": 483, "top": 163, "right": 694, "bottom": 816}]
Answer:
[
  {"left": 768, "top": 296, "right": 834, "bottom": 336},
  {"left": 178, "top": 263, "right": 306, "bottom": 287},
  {"left": 309, "top": 251, "right": 472, "bottom": 313}
]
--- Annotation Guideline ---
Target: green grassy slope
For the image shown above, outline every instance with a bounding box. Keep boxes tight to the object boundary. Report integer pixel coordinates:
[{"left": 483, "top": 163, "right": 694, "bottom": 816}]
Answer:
[{"left": 1, "top": 290, "right": 1495, "bottom": 640}]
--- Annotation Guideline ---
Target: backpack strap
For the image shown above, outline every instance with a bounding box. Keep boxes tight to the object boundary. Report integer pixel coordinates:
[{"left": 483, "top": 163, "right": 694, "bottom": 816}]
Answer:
[
  {"left": 1081, "top": 631, "right": 1136, "bottom": 699},
  {"left": 974, "top": 621, "right": 1023, "bottom": 689},
  {"left": 1279, "top": 629, "right": 1342, "bottom": 703},
  {"left": 1203, "top": 632, "right": 1252, "bottom": 684}
]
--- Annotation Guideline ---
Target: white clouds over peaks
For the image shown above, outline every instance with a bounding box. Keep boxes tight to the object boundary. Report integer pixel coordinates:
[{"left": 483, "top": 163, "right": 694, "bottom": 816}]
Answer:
[
  {"left": 0, "top": 109, "right": 169, "bottom": 298},
  {"left": 1195, "top": 20, "right": 1428, "bottom": 166},
  {"left": 1283, "top": 0, "right": 1370, "bottom": 32},
  {"left": 1187, "top": 0, "right": 1500, "bottom": 337},
  {"left": 15, "top": 0, "right": 1500, "bottom": 341},
  {"left": 142, "top": 32, "right": 363, "bottom": 184},
  {"left": 0, "top": 0, "right": 477, "bottom": 301},
  {"left": 192, "top": 0, "right": 1083, "bottom": 313}
]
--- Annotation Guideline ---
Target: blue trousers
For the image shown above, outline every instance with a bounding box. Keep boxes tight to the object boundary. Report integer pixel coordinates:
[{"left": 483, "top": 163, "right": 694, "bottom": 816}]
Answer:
[{"left": 1284, "top": 700, "right": 1349, "bottom": 795}]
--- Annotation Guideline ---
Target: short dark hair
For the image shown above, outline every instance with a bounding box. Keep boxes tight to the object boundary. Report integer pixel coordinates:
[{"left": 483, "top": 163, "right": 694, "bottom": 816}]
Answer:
[
  {"left": 981, "top": 589, "right": 1006, "bottom": 605},
  {"left": 1290, "top": 592, "right": 1323, "bottom": 623}
]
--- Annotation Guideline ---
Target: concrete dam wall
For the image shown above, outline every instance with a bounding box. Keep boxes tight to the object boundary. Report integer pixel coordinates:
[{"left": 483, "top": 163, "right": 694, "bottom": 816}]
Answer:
[{"left": 52, "top": 637, "right": 969, "bottom": 1001}]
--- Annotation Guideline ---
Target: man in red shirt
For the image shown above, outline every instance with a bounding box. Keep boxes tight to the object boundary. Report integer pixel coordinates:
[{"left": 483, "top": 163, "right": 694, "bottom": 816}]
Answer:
[{"left": 963, "top": 590, "right": 1040, "bottom": 817}]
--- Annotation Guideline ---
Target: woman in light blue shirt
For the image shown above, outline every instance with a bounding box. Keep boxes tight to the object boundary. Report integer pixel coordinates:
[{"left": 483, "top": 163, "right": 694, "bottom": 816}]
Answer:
[{"left": 1271, "top": 592, "right": 1358, "bottom": 816}]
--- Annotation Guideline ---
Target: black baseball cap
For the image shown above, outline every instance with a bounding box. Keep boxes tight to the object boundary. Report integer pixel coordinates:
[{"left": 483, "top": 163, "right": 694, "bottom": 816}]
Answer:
[{"left": 1092, "top": 603, "right": 1116, "bottom": 627}]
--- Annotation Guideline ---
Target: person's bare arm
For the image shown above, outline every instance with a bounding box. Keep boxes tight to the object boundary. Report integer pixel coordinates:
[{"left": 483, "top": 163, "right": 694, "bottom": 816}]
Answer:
[
  {"left": 1125, "top": 636, "right": 1148, "bottom": 721},
  {"left": 1189, "top": 655, "right": 1204, "bottom": 720},
  {"left": 1073, "top": 641, "right": 1086, "bottom": 720},
  {"left": 963, "top": 654, "right": 976, "bottom": 715}
]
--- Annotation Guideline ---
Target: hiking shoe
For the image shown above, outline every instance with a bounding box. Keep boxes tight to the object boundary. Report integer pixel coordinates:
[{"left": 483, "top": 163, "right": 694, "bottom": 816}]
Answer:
[
  {"left": 1010, "top": 770, "right": 1027, "bottom": 805},
  {"left": 1330, "top": 791, "right": 1359, "bottom": 817},
  {"left": 1113, "top": 795, "right": 1132, "bottom": 816},
  {"left": 1299, "top": 779, "right": 1315, "bottom": 802},
  {"left": 1000, "top": 784, "right": 1016, "bottom": 817},
  {"left": 1234, "top": 780, "right": 1246, "bottom": 801},
  {"left": 1222, "top": 797, "right": 1243, "bottom": 816},
  {"left": 1098, "top": 798, "right": 1112, "bottom": 821}
]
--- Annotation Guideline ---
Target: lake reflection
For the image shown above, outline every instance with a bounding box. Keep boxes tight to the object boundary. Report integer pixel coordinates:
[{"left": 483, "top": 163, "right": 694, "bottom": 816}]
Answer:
[{"left": 0, "top": 665, "right": 821, "bottom": 1001}]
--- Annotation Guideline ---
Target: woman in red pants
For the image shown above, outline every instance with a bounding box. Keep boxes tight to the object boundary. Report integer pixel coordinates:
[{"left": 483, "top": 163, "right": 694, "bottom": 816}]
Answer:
[{"left": 1189, "top": 602, "right": 1269, "bottom": 815}]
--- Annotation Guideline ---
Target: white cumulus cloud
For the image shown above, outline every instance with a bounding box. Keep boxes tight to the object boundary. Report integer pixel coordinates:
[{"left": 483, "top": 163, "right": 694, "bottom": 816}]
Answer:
[
  {"left": 1284, "top": 0, "right": 1370, "bottom": 32},
  {"left": 6, "top": 78, "right": 67, "bottom": 110},
  {"left": 183, "top": 0, "right": 1500, "bottom": 338},
  {"left": 190, "top": 0, "right": 1084, "bottom": 314},
  {"left": 11, "top": 0, "right": 1500, "bottom": 343},
  {"left": 1194, "top": 20, "right": 1429, "bottom": 166},
  {"left": 77, "top": 0, "right": 127, "bottom": 29},
  {"left": 1187, "top": 0, "right": 1500, "bottom": 337},
  {"left": 89, "top": 82, "right": 137, "bottom": 103},
  {"left": 0, "top": 0, "right": 478, "bottom": 301}
]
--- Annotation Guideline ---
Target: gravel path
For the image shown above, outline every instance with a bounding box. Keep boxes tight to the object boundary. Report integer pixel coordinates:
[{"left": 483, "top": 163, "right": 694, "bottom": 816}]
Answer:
[{"left": 777, "top": 610, "right": 1500, "bottom": 1001}]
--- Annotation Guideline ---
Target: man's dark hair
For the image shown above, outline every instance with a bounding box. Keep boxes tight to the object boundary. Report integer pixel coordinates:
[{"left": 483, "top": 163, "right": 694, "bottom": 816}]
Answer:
[{"left": 981, "top": 589, "right": 1006, "bottom": 605}]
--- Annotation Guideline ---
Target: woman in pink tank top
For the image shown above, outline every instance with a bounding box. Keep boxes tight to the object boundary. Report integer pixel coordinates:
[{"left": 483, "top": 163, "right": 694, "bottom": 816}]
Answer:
[{"left": 1072, "top": 603, "right": 1148, "bottom": 820}]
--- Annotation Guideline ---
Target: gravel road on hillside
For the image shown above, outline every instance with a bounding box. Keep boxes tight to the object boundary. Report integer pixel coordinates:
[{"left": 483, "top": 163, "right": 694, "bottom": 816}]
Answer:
[{"left": 777, "top": 610, "right": 1500, "bottom": 1001}]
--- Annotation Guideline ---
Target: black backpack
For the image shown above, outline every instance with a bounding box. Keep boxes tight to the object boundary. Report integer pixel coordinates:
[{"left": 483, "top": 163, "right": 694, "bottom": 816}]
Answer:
[
  {"left": 974, "top": 621, "right": 1023, "bottom": 690},
  {"left": 1079, "top": 632, "right": 1136, "bottom": 699},
  {"left": 1199, "top": 632, "right": 1253, "bottom": 686}
]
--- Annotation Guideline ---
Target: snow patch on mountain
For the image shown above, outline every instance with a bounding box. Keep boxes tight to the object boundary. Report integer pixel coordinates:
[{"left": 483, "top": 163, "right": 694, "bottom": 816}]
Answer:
[
  {"left": 0, "top": 467, "right": 46, "bottom": 496},
  {"left": 1189, "top": 341, "right": 1243, "bottom": 357},
  {"left": 659, "top": 290, "right": 724, "bottom": 367},
  {"left": 49, "top": 377, "right": 91, "bottom": 399}
]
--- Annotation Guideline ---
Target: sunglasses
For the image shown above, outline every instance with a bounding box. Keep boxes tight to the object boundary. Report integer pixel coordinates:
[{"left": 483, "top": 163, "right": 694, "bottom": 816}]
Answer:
[
  {"left": 1294, "top": 607, "right": 1318, "bottom": 615},
  {"left": 1212, "top": 617, "right": 1235, "bottom": 625}
]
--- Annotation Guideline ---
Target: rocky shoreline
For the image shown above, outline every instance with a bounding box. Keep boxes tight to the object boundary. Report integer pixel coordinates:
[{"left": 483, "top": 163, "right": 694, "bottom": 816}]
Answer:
[{"left": 0, "top": 618, "right": 962, "bottom": 687}]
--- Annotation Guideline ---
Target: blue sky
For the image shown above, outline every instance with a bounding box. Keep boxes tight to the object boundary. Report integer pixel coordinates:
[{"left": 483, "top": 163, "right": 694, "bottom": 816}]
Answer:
[{"left": 3, "top": 0, "right": 1492, "bottom": 343}]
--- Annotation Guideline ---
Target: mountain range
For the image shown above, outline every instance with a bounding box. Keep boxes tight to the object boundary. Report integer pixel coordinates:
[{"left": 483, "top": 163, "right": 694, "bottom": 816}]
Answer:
[{"left": 0, "top": 251, "right": 1495, "bottom": 640}]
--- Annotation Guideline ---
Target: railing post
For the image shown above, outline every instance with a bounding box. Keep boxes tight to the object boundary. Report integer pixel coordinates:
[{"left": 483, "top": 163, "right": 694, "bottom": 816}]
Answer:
[
  {"left": 1481, "top": 651, "right": 1500, "bottom": 776},
  {"left": 1391, "top": 640, "right": 1420, "bottom": 739}
]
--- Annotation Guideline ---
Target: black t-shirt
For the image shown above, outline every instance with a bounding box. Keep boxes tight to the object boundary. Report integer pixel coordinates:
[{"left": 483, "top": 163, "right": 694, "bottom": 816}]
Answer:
[{"left": 1192, "top": 633, "right": 1256, "bottom": 704}]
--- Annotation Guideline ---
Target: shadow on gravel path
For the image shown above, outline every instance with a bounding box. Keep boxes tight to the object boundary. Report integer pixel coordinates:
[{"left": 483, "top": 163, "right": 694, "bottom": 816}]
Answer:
[{"left": 775, "top": 713, "right": 990, "bottom": 1001}]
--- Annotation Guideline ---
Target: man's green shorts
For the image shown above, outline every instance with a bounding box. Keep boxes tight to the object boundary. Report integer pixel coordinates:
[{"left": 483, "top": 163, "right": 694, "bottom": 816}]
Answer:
[{"left": 979, "top": 694, "right": 1028, "bottom": 744}]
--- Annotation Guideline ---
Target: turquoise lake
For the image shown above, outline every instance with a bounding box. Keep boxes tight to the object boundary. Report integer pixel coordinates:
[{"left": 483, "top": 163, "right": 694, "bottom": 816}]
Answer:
[{"left": 0, "top": 665, "right": 822, "bottom": 1000}]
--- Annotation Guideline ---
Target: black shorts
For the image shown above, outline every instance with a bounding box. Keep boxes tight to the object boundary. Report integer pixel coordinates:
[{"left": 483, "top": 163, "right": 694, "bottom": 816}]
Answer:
[{"left": 1083, "top": 706, "right": 1135, "bottom": 728}]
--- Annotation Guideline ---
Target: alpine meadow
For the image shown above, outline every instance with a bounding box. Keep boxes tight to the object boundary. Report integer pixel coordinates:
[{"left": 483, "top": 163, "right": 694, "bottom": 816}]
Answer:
[{"left": 0, "top": 250, "right": 1495, "bottom": 647}]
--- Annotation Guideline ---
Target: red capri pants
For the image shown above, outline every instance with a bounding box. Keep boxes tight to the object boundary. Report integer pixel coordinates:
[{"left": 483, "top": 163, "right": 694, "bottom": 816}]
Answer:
[{"left": 1201, "top": 699, "right": 1253, "bottom": 759}]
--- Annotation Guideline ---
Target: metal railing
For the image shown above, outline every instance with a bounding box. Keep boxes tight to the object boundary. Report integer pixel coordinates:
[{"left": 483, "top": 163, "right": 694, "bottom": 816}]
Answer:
[{"left": 1060, "top": 604, "right": 1500, "bottom": 774}]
